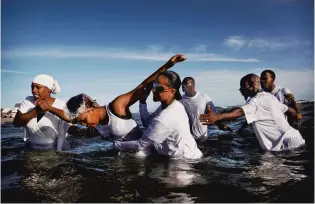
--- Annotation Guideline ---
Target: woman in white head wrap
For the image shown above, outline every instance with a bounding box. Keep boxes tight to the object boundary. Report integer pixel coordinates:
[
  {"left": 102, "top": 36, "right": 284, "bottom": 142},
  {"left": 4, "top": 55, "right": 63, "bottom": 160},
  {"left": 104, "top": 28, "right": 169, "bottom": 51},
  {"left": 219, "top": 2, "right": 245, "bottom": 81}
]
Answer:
[{"left": 13, "top": 74, "right": 73, "bottom": 151}]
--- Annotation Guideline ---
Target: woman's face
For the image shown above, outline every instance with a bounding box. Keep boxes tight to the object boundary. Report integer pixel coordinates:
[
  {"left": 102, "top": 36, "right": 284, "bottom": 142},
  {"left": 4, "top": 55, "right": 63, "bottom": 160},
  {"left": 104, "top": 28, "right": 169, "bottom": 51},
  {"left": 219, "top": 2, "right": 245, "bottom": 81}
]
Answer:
[
  {"left": 152, "top": 75, "right": 175, "bottom": 102},
  {"left": 76, "top": 109, "right": 100, "bottom": 128},
  {"left": 31, "top": 83, "right": 51, "bottom": 100}
]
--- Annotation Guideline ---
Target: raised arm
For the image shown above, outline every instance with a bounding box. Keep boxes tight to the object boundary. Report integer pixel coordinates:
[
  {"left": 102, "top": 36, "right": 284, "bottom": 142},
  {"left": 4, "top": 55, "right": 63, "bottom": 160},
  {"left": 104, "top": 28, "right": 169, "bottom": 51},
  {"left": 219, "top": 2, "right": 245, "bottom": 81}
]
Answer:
[
  {"left": 200, "top": 105, "right": 244, "bottom": 125},
  {"left": 110, "top": 54, "right": 187, "bottom": 117}
]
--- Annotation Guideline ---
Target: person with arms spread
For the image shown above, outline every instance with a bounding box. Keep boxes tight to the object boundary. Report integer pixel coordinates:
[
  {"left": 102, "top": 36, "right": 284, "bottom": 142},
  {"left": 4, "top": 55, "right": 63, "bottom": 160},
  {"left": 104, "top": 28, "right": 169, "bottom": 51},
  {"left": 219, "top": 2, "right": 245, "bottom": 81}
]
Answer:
[{"left": 199, "top": 74, "right": 305, "bottom": 151}]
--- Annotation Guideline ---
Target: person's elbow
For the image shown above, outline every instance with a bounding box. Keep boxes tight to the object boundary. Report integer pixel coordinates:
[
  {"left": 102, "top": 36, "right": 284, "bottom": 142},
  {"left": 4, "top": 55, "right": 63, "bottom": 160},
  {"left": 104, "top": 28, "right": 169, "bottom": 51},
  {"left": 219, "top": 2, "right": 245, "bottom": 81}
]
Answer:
[{"left": 13, "top": 116, "right": 24, "bottom": 127}]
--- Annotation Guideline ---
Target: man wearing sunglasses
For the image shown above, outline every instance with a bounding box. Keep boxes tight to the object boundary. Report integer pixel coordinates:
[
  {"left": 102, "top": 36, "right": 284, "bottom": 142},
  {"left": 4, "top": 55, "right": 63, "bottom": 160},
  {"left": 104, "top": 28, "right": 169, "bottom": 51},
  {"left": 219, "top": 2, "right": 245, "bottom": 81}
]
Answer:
[{"left": 180, "top": 77, "right": 232, "bottom": 139}]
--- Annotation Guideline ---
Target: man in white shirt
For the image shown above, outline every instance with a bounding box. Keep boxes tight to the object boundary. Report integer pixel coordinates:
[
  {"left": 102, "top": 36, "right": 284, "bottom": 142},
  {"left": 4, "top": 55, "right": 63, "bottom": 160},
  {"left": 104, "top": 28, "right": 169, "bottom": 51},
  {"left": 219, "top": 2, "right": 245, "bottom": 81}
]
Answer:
[
  {"left": 199, "top": 74, "right": 305, "bottom": 151},
  {"left": 180, "top": 77, "right": 232, "bottom": 139},
  {"left": 260, "top": 70, "right": 302, "bottom": 128}
]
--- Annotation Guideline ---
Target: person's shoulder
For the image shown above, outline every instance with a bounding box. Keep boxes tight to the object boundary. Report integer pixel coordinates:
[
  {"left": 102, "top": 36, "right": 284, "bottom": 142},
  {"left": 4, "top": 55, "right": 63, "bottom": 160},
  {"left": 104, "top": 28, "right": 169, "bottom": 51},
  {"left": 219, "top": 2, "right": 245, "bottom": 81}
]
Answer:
[
  {"left": 54, "top": 98, "right": 67, "bottom": 108},
  {"left": 281, "top": 87, "right": 292, "bottom": 94},
  {"left": 199, "top": 92, "right": 211, "bottom": 100},
  {"left": 24, "top": 96, "right": 35, "bottom": 102}
]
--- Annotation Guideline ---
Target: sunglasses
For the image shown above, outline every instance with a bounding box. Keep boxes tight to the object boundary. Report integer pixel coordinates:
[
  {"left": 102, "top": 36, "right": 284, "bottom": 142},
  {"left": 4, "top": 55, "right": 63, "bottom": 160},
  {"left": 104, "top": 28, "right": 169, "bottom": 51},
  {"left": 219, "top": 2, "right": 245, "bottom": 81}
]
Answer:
[{"left": 152, "top": 82, "right": 173, "bottom": 93}]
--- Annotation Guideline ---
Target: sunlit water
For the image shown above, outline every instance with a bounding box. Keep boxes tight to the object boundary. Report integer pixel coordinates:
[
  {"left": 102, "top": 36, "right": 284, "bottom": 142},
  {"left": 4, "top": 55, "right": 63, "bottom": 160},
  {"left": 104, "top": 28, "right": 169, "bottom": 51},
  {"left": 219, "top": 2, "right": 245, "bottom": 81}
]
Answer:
[{"left": 1, "top": 103, "right": 314, "bottom": 202}]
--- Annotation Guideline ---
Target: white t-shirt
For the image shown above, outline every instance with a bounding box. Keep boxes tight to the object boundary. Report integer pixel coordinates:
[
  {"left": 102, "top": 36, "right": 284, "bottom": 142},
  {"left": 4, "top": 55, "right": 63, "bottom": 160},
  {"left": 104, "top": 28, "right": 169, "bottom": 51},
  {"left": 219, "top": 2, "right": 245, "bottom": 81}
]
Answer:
[
  {"left": 241, "top": 92, "right": 305, "bottom": 151},
  {"left": 180, "top": 92, "right": 218, "bottom": 138},
  {"left": 18, "top": 96, "right": 70, "bottom": 151},
  {"left": 98, "top": 106, "right": 143, "bottom": 141},
  {"left": 141, "top": 100, "right": 203, "bottom": 159},
  {"left": 271, "top": 86, "right": 292, "bottom": 106}
]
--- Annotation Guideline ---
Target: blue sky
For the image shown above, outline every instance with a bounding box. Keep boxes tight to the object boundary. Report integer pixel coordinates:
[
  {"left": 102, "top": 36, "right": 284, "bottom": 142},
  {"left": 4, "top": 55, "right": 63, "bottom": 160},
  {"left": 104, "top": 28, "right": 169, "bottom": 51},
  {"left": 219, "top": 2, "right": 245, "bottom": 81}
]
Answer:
[{"left": 1, "top": 0, "right": 314, "bottom": 112}]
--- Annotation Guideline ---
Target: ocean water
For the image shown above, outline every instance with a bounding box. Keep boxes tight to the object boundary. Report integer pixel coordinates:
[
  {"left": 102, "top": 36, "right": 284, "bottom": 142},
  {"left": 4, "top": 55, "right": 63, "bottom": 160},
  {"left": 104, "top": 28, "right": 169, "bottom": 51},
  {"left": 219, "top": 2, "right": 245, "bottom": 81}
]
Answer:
[{"left": 1, "top": 103, "right": 314, "bottom": 203}]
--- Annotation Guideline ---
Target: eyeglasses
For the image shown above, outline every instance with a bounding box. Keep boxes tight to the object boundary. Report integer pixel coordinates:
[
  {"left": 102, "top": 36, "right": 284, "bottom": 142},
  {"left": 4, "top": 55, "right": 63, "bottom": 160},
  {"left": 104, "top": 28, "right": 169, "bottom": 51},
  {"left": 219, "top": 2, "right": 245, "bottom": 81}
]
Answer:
[{"left": 152, "top": 82, "right": 173, "bottom": 93}]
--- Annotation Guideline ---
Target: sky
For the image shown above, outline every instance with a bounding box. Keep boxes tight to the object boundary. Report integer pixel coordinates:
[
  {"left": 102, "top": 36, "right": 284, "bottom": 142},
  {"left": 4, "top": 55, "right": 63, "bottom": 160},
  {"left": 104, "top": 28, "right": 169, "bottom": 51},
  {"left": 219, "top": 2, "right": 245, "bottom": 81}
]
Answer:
[{"left": 1, "top": 0, "right": 314, "bottom": 112}]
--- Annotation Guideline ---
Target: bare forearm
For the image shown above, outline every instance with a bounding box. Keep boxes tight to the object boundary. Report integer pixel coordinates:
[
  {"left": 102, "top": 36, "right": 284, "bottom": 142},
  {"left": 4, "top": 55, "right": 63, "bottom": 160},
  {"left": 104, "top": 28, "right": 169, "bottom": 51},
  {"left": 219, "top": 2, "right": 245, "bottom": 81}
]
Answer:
[
  {"left": 217, "top": 108, "right": 244, "bottom": 122},
  {"left": 137, "top": 62, "right": 173, "bottom": 88},
  {"left": 13, "top": 109, "right": 37, "bottom": 127},
  {"left": 49, "top": 106, "right": 72, "bottom": 122}
]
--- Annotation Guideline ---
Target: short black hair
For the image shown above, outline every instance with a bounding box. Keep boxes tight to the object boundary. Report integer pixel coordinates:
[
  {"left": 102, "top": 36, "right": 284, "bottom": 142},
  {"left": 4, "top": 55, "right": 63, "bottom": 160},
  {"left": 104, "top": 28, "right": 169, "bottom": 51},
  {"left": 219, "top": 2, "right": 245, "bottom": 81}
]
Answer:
[
  {"left": 240, "top": 73, "right": 257, "bottom": 87},
  {"left": 157, "top": 71, "right": 182, "bottom": 100},
  {"left": 261, "top": 70, "right": 276, "bottom": 80},
  {"left": 182, "top": 77, "right": 195, "bottom": 85}
]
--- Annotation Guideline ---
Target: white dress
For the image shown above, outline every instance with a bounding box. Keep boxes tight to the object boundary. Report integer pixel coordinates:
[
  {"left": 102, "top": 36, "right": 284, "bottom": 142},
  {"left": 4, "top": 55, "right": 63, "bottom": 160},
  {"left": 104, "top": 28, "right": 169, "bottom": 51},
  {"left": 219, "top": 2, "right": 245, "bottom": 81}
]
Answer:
[{"left": 19, "top": 96, "right": 70, "bottom": 150}]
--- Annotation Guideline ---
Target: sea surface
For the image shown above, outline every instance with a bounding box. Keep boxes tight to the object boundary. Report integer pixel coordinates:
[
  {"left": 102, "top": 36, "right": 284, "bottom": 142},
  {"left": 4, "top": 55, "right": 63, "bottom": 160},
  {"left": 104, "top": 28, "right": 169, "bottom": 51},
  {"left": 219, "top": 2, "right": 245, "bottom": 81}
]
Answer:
[{"left": 1, "top": 102, "right": 314, "bottom": 202}]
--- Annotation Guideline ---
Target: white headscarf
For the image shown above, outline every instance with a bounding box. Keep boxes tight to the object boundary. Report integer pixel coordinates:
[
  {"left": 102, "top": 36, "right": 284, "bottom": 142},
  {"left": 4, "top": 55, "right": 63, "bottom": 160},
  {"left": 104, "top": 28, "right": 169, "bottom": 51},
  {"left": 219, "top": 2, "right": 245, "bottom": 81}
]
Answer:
[{"left": 32, "top": 74, "right": 61, "bottom": 94}]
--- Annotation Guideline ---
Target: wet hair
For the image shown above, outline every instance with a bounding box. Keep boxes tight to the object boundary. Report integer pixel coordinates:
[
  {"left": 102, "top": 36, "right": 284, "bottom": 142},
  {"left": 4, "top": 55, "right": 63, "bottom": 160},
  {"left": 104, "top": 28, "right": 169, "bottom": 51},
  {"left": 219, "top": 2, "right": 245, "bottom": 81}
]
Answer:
[
  {"left": 64, "top": 93, "right": 99, "bottom": 119},
  {"left": 182, "top": 77, "right": 195, "bottom": 85},
  {"left": 261, "top": 70, "right": 276, "bottom": 80},
  {"left": 240, "top": 73, "right": 258, "bottom": 87},
  {"left": 157, "top": 71, "right": 182, "bottom": 100}
]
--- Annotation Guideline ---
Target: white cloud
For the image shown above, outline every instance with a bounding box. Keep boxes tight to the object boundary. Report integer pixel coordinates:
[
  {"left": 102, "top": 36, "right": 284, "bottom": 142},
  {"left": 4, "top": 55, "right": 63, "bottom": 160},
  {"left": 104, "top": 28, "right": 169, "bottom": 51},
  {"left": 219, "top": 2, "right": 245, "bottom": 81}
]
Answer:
[
  {"left": 224, "top": 36, "right": 309, "bottom": 51},
  {"left": 1, "top": 69, "right": 26, "bottom": 74},
  {"left": 192, "top": 44, "right": 207, "bottom": 52},
  {"left": 3, "top": 47, "right": 259, "bottom": 63},
  {"left": 146, "top": 45, "right": 164, "bottom": 53},
  {"left": 224, "top": 36, "right": 247, "bottom": 49}
]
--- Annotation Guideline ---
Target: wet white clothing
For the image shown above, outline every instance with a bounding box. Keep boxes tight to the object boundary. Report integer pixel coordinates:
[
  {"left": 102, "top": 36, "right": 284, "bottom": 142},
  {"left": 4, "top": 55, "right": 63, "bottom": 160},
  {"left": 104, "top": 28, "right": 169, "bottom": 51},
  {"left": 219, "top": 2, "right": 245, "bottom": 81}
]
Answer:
[
  {"left": 271, "top": 85, "right": 292, "bottom": 106},
  {"left": 100, "top": 106, "right": 143, "bottom": 141},
  {"left": 241, "top": 92, "right": 305, "bottom": 151},
  {"left": 18, "top": 96, "right": 70, "bottom": 151},
  {"left": 115, "top": 100, "right": 203, "bottom": 159},
  {"left": 180, "top": 92, "right": 218, "bottom": 138}
]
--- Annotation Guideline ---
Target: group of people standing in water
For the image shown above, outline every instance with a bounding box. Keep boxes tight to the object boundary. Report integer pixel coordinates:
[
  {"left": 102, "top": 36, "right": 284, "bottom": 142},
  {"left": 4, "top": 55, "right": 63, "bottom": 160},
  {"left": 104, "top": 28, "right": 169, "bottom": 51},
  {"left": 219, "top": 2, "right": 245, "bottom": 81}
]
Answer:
[{"left": 13, "top": 54, "right": 305, "bottom": 158}]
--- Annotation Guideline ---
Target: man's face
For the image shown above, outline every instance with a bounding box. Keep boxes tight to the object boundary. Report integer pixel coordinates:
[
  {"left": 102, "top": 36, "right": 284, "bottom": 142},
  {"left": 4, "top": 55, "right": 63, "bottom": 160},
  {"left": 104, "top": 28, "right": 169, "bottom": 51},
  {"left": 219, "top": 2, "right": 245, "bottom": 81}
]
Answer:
[
  {"left": 182, "top": 80, "right": 195, "bottom": 95},
  {"left": 260, "top": 72, "right": 274, "bottom": 92}
]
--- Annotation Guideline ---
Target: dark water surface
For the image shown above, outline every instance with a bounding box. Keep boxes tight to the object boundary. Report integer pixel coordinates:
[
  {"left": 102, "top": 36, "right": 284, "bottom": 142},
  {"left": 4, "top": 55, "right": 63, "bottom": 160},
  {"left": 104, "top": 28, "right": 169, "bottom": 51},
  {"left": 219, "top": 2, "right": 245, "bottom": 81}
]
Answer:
[{"left": 1, "top": 103, "right": 314, "bottom": 202}]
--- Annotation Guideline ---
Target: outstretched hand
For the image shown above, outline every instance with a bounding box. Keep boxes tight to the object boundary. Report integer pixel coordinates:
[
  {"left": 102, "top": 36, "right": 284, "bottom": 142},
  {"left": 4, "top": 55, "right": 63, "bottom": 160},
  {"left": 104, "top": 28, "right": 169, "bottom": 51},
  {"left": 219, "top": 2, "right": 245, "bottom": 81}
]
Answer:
[
  {"left": 168, "top": 54, "right": 187, "bottom": 66},
  {"left": 199, "top": 105, "right": 220, "bottom": 125}
]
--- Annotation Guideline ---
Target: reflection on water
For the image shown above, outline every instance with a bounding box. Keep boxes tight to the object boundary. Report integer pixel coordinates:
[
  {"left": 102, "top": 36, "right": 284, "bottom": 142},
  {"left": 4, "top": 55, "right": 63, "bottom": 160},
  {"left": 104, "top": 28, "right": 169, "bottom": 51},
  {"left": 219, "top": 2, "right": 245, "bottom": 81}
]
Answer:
[{"left": 1, "top": 102, "right": 314, "bottom": 202}]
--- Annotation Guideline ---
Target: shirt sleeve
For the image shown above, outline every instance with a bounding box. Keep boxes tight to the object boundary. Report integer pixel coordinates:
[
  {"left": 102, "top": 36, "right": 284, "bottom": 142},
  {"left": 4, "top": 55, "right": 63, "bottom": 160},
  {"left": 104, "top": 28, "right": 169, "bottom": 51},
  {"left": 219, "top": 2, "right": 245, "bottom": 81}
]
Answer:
[
  {"left": 206, "top": 101, "right": 218, "bottom": 114},
  {"left": 139, "top": 103, "right": 151, "bottom": 128},
  {"left": 113, "top": 135, "right": 154, "bottom": 151},
  {"left": 57, "top": 120, "right": 71, "bottom": 151},
  {"left": 142, "top": 117, "right": 172, "bottom": 143},
  {"left": 18, "top": 97, "right": 35, "bottom": 114},
  {"left": 241, "top": 102, "right": 258, "bottom": 124},
  {"left": 277, "top": 99, "right": 289, "bottom": 113},
  {"left": 282, "top": 88, "right": 292, "bottom": 95}
]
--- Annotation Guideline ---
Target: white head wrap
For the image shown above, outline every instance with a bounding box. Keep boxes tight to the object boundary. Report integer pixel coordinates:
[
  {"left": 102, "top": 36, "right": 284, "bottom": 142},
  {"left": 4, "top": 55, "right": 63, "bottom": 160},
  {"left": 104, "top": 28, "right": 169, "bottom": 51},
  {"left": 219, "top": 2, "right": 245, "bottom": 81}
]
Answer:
[
  {"left": 32, "top": 74, "right": 61, "bottom": 94},
  {"left": 63, "top": 94, "right": 99, "bottom": 119}
]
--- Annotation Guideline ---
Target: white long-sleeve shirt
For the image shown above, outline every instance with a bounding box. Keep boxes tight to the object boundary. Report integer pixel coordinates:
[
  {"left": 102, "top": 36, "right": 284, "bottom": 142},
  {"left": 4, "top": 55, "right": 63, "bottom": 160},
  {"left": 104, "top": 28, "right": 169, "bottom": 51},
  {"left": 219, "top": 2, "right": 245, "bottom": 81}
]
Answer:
[{"left": 114, "top": 100, "right": 203, "bottom": 159}]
